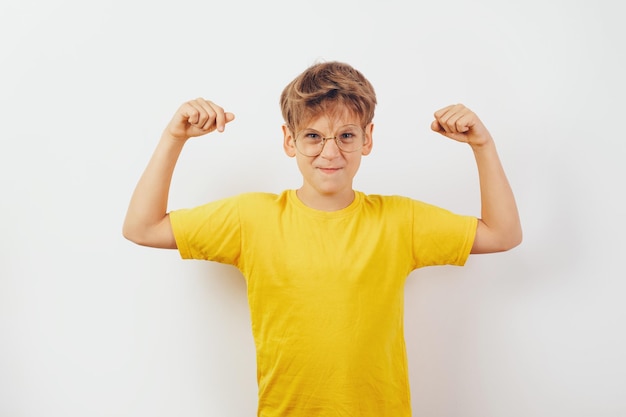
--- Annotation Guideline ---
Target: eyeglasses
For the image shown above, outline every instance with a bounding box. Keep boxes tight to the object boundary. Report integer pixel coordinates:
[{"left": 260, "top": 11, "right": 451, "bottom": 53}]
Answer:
[{"left": 294, "top": 124, "right": 367, "bottom": 157}]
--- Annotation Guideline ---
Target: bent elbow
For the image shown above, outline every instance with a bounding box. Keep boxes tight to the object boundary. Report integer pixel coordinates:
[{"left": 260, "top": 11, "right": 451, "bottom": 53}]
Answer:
[
  {"left": 472, "top": 221, "right": 523, "bottom": 254},
  {"left": 505, "top": 232, "right": 523, "bottom": 251},
  {"left": 121, "top": 219, "right": 152, "bottom": 246},
  {"left": 121, "top": 217, "right": 177, "bottom": 249},
  {"left": 122, "top": 223, "right": 142, "bottom": 245},
  {"left": 500, "top": 227, "right": 523, "bottom": 252}
]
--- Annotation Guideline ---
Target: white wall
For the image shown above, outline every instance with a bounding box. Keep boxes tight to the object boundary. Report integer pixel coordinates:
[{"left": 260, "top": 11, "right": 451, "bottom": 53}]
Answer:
[{"left": 1, "top": 0, "right": 624, "bottom": 416}]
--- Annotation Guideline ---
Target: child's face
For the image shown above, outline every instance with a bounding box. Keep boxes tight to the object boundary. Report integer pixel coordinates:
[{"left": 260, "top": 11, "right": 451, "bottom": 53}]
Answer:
[{"left": 282, "top": 111, "right": 373, "bottom": 205}]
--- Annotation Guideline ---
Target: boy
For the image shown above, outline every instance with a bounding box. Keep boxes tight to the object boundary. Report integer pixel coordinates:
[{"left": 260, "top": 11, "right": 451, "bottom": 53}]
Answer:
[{"left": 123, "top": 61, "right": 522, "bottom": 416}]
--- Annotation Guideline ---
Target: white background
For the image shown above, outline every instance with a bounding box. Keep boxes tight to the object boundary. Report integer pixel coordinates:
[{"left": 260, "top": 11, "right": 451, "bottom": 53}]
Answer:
[{"left": 1, "top": 0, "right": 625, "bottom": 416}]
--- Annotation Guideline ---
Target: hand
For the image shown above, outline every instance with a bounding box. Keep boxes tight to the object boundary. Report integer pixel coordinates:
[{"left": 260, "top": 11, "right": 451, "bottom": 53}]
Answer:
[
  {"left": 165, "top": 98, "right": 235, "bottom": 141},
  {"left": 431, "top": 104, "right": 492, "bottom": 148}
]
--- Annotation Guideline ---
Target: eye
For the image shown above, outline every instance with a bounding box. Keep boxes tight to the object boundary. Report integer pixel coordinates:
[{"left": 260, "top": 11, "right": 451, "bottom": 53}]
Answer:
[
  {"left": 338, "top": 132, "right": 357, "bottom": 143},
  {"left": 302, "top": 132, "right": 322, "bottom": 142}
]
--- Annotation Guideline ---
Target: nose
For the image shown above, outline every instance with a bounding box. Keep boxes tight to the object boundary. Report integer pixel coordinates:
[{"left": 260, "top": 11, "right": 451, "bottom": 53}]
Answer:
[{"left": 319, "top": 137, "right": 341, "bottom": 159}]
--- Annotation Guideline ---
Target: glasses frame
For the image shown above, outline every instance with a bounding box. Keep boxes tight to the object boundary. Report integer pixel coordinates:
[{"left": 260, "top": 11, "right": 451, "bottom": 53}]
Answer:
[{"left": 293, "top": 124, "right": 368, "bottom": 157}]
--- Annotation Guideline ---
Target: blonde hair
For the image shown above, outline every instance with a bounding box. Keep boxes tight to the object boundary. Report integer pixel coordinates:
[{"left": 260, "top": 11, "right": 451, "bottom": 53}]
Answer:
[{"left": 280, "top": 61, "right": 377, "bottom": 131}]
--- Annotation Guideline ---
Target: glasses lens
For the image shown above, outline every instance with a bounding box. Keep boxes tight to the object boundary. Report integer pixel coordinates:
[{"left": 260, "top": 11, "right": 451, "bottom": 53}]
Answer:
[{"left": 295, "top": 125, "right": 365, "bottom": 156}]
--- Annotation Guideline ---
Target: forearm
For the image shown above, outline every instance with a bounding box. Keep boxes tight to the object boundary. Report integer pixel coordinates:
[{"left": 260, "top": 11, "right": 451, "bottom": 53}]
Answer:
[
  {"left": 471, "top": 141, "right": 522, "bottom": 252},
  {"left": 430, "top": 103, "right": 522, "bottom": 253},
  {"left": 122, "top": 132, "right": 185, "bottom": 244}
]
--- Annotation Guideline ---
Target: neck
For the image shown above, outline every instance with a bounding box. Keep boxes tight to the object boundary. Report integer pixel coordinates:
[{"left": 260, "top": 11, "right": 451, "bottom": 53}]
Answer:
[{"left": 296, "top": 188, "right": 355, "bottom": 211}]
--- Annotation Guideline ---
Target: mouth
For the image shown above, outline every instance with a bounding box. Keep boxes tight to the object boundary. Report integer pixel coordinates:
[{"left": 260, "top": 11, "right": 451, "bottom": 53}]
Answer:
[{"left": 317, "top": 167, "right": 342, "bottom": 174}]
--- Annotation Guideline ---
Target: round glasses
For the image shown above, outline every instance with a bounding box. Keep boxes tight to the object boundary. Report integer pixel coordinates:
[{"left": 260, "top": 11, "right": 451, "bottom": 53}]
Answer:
[{"left": 294, "top": 124, "right": 367, "bottom": 157}]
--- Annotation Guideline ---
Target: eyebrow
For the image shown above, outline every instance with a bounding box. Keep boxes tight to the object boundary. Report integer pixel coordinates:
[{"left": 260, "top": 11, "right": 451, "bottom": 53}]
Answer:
[{"left": 301, "top": 124, "right": 361, "bottom": 132}]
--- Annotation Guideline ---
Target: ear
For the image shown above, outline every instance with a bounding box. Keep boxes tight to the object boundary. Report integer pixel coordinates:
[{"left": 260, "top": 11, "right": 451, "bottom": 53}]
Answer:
[
  {"left": 361, "top": 123, "right": 374, "bottom": 156},
  {"left": 282, "top": 124, "right": 297, "bottom": 157}
]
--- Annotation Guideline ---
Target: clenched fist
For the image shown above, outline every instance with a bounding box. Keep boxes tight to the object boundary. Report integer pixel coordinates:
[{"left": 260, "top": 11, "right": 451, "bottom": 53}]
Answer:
[
  {"left": 431, "top": 104, "right": 493, "bottom": 148},
  {"left": 165, "top": 98, "right": 236, "bottom": 141}
]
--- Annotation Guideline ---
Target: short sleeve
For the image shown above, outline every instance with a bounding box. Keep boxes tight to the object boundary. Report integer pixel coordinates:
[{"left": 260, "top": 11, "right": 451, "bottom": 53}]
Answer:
[
  {"left": 410, "top": 200, "right": 477, "bottom": 268},
  {"left": 169, "top": 195, "right": 242, "bottom": 266}
]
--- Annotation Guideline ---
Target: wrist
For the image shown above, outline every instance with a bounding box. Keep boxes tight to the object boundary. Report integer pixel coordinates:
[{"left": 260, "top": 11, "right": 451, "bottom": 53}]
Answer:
[
  {"left": 468, "top": 134, "right": 495, "bottom": 151},
  {"left": 161, "top": 130, "right": 189, "bottom": 145}
]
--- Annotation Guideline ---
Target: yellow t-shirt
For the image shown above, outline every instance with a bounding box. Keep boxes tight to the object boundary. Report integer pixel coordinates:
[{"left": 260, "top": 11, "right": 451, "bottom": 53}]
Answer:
[{"left": 170, "top": 190, "right": 477, "bottom": 417}]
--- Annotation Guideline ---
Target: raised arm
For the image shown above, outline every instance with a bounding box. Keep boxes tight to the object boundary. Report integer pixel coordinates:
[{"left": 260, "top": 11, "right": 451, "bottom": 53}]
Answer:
[
  {"left": 431, "top": 104, "right": 522, "bottom": 254},
  {"left": 122, "top": 98, "right": 235, "bottom": 248}
]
